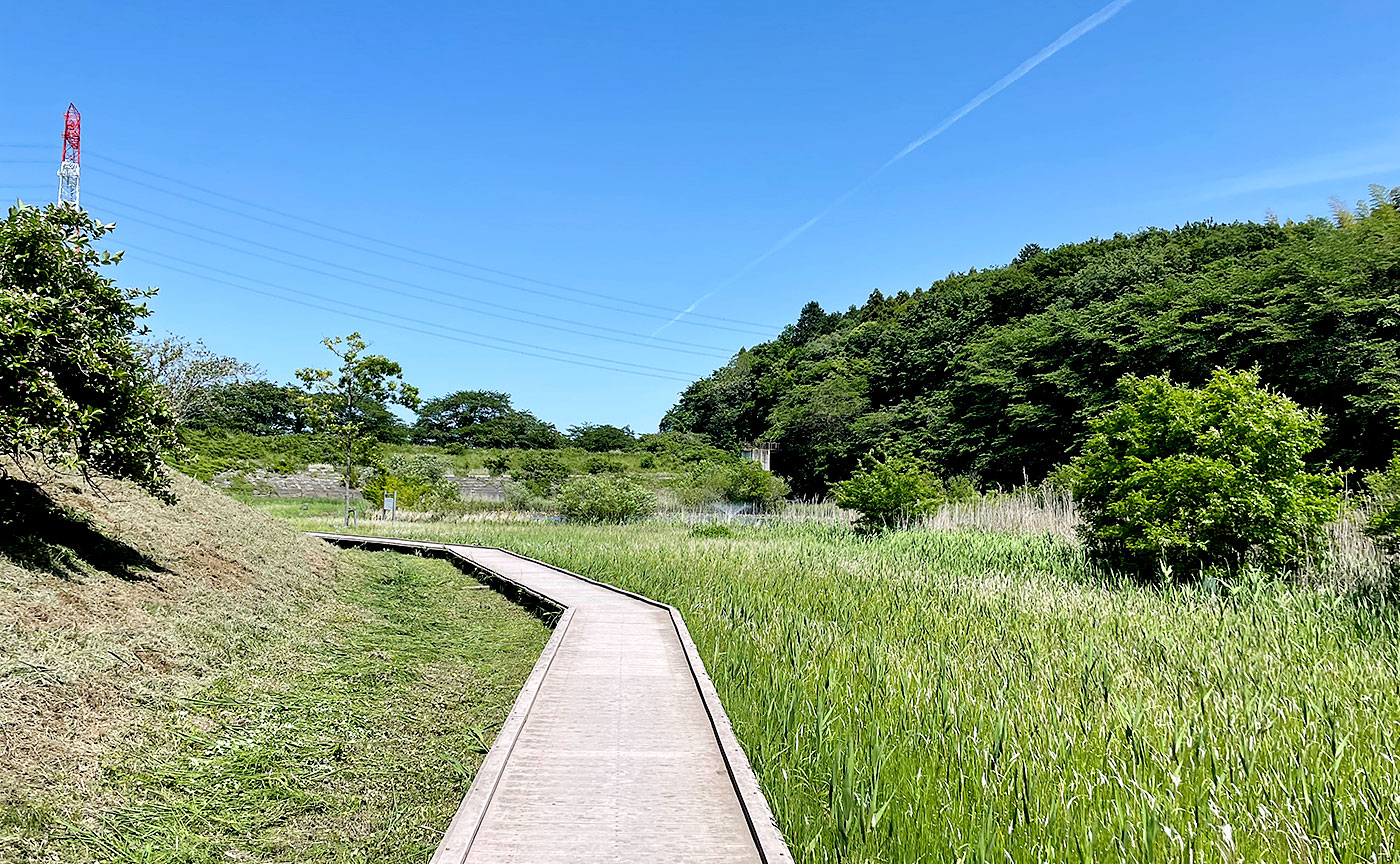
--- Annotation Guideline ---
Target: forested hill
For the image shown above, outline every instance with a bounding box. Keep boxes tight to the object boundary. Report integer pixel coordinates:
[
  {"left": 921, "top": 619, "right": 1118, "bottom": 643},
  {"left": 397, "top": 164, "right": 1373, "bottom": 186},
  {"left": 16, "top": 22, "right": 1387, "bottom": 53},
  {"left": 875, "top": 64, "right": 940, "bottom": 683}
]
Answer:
[{"left": 662, "top": 190, "right": 1400, "bottom": 495}]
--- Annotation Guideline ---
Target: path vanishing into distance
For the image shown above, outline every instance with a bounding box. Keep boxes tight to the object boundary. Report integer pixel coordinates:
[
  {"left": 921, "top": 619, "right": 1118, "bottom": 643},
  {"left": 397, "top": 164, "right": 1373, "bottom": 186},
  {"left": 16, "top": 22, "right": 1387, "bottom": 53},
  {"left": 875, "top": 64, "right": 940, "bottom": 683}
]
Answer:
[{"left": 310, "top": 533, "right": 793, "bottom": 864}]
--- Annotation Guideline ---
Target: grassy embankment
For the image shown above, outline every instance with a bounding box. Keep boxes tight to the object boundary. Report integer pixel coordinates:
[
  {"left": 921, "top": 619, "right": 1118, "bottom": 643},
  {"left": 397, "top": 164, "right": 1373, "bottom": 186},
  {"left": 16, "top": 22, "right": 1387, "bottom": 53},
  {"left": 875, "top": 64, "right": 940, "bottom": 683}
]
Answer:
[
  {"left": 267, "top": 508, "right": 1400, "bottom": 864},
  {"left": 0, "top": 472, "right": 547, "bottom": 863},
  {"left": 169, "top": 428, "right": 660, "bottom": 481}
]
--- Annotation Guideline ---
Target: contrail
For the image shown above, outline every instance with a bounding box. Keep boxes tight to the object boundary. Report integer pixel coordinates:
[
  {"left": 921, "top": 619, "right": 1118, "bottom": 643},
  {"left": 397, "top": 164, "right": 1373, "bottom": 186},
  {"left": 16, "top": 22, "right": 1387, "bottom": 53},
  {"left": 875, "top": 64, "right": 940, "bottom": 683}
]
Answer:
[{"left": 658, "top": 0, "right": 1135, "bottom": 337}]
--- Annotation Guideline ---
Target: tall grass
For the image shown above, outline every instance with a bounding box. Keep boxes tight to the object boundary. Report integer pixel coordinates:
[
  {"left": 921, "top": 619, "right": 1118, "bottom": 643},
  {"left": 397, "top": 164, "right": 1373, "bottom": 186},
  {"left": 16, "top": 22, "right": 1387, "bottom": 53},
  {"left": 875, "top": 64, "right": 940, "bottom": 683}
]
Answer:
[{"left": 280, "top": 514, "right": 1400, "bottom": 863}]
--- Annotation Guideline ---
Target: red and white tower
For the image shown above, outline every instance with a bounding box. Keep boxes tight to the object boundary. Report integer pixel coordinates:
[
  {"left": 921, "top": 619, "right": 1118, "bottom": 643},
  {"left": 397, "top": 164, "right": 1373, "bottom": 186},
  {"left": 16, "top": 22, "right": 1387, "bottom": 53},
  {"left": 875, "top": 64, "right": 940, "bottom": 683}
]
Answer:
[{"left": 58, "top": 103, "right": 81, "bottom": 206}]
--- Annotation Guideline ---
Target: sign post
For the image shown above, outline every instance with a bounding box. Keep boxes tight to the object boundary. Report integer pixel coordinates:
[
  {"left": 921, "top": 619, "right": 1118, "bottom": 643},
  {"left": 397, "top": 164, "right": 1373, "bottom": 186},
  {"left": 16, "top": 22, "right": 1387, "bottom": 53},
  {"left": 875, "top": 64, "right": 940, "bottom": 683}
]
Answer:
[{"left": 384, "top": 491, "right": 397, "bottom": 522}]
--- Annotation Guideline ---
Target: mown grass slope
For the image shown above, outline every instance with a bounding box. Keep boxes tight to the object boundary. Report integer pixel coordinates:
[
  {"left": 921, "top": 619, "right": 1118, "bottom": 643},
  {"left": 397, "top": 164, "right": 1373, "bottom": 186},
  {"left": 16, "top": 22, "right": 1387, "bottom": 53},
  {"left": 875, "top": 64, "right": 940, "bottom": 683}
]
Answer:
[
  {"left": 282, "top": 515, "right": 1400, "bottom": 864},
  {"left": 0, "top": 470, "right": 547, "bottom": 863}
]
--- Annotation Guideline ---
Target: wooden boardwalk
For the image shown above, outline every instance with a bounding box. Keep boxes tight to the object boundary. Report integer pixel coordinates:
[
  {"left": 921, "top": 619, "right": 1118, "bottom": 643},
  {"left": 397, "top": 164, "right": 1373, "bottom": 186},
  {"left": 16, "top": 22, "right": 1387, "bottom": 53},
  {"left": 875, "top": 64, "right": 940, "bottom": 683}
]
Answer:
[{"left": 310, "top": 534, "right": 792, "bottom": 864}]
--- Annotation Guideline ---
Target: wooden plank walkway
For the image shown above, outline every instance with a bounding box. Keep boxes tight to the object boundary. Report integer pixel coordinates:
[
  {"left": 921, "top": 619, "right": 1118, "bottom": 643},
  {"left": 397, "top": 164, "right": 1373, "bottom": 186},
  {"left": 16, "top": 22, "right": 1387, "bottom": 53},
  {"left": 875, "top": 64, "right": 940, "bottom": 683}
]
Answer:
[{"left": 309, "top": 533, "right": 792, "bottom": 864}]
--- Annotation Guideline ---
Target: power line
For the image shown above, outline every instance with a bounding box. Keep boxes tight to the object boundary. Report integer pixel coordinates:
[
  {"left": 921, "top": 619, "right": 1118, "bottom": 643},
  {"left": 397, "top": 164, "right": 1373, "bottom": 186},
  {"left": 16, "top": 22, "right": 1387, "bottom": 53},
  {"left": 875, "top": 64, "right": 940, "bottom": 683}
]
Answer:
[
  {"left": 87, "top": 192, "right": 734, "bottom": 358},
  {"left": 116, "top": 232, "right": 730, "bottom": 362},
  {"left": 128, "top": 251, "right": 703, "bottom": 382},
  {"left": 85, "top": 157, "right": 781, "bottom": 335}
]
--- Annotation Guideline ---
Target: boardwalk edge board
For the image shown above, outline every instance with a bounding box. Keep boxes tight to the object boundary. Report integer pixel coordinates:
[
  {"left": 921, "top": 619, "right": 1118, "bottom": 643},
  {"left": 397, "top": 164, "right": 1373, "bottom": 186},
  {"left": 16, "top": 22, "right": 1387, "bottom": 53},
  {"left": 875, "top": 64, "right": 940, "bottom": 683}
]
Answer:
[{"left": 308, "top": 532, "right": 795, "bottom": 864}]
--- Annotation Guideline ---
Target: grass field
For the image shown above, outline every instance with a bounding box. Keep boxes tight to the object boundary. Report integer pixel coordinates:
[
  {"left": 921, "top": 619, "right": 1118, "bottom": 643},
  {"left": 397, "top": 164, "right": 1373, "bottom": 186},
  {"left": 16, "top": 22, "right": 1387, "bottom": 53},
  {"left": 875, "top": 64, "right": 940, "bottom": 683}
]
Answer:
[
  {"left": 1, "top": 473, "right": 547, "bottom": 864},
  {"left": 268, "top": 509, "right": 1400, "bottom": 864}
]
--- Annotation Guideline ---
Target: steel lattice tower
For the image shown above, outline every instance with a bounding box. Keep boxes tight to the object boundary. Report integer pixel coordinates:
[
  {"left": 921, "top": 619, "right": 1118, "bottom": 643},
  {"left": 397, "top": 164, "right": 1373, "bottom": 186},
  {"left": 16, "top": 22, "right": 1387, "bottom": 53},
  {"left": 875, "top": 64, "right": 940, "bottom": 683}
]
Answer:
[{"left": 58, "top": 103, "right": 81, "bottom": 206}]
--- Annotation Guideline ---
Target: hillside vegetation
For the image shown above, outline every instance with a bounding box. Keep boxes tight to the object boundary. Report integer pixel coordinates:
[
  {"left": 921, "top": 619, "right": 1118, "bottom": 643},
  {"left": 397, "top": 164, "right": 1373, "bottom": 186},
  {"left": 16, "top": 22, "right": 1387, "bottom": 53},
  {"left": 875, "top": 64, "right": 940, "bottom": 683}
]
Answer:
[
  {"left": 0, "top": 468, "right": 546, "bottom": 862},
  {"left": 664, "top": 194, "right": 1400, "bottom": 494}
]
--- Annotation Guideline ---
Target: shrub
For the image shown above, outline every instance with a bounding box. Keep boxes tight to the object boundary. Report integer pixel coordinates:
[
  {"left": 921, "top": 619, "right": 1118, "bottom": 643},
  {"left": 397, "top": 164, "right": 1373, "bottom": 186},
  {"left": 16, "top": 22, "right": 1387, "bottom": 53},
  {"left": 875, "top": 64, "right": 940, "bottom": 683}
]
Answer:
[
  {"left": 502, "top": 481, "right": 551, "bottom": 512},
  {"left": 638, "top": 453, "right": 656, "bottom": 469},
  {"left": 1073, "top": 369, "right": 1341, "bottom": 577},
  {"left": 511, "top": 451, "right": 569, "bottom": 495},
  {"left": 1, "top": 204, "right": 178, "bottom": 497},
  {"left": 717, "top": 460, "right": 789, "bottom": 509},
  {"left": 834, "top": 453, "right": 945, "bottom": 530},
  {"left": 691, "top": 523, "right": 735, "bottom": 538},
  {"left": 556, "top": 475, "right": 656, "bottom": 523},
  {"left": 362, "top": 453, "right": 462, "bottom": 511},
  {"left": 1364, "top": 453, "right": 1400, "bottom": 554},
  {"left": 584, "top": 455, "right": 626, "bottom": 474},
  {"left": 483, "top": 453, "right": 512, "bottom": 477}
]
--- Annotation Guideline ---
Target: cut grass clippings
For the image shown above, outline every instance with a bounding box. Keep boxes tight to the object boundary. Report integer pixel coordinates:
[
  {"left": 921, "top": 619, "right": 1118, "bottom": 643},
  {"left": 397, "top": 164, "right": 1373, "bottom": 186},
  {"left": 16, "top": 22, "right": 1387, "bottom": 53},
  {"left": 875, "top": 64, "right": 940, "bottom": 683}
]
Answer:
[{"left": 44, "top": 550, "right": 545, "bottom": 864}]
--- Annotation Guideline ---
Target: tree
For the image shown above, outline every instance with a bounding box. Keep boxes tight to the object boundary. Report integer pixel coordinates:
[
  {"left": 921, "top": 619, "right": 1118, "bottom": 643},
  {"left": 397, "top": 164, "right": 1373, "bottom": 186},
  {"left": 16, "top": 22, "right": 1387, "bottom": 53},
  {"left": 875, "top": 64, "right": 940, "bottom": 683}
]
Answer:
[
  {"left": 1072, "top": 369, "right": 1341, "bottom": 577},
  {"left": 0, "top": 204, "right": 178, "bottom": 498},
  {"left": 182, "top": 381, "right": 308, "bottom": 435},
  {"left": 411, "top": 389, "right": 561, "bottom": 448},
  {"left": 833, "top": 452, "right": 944, "bottom": 531},
  {"left": 137, "top": 333, "right": 259, "bottom": 423},
  {"left": 568, "top": 422, "right": 636, "bottom": 452},
  {"left": 295, "top": 333, "right": 419, "bottom": 525}
]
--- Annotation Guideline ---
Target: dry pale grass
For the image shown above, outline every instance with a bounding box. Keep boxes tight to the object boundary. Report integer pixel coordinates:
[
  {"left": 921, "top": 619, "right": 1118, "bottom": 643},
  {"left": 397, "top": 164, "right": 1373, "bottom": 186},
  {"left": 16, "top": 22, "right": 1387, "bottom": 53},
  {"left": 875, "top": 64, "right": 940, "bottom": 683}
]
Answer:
[{"left": 0, "top": 464, "right": 337, "bottom": 843}]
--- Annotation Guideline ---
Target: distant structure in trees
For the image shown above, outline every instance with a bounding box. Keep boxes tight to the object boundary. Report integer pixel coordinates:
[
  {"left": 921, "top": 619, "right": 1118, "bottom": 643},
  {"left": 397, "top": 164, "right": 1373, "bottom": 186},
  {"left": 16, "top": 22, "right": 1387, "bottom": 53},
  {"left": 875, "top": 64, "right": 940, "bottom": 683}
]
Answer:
[
  {"left": 58, "top": 103, "right": 81, "bottom": 206},
  {"left": 740, "top": 441, "right": 777, "bottom": 472}
]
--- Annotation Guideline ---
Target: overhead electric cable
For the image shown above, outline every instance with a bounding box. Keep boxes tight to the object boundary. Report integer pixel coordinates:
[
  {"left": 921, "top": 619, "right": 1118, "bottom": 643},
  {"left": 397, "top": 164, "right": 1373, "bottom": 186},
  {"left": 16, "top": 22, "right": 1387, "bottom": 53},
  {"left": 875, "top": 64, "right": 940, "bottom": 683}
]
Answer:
[
  {"left": 87, "top": 193, "right": 734, "bottom": 358},
  {"left": 124, "top": 248, "right": 704, "bottom": 381},
  {"left": 85, "top": 158, "right": 780, "bottom": 335}
]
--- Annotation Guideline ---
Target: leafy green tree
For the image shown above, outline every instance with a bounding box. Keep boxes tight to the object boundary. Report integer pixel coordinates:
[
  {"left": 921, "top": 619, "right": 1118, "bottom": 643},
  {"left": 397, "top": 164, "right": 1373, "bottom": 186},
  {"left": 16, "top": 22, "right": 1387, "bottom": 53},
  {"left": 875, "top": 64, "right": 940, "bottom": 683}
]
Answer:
[
  {"left": 295, "top": 333, "right": 419, "bottom": 525},
  {"left": 182, "top": 381, "right": 309, "bottom": 435},
  {"left": 556, "top": 474, "right": 656, "bottom": 523},
  {"left": 568, "top": 422, "right": 636, "bottom": 452},
  {"left": 664, "top": 196, "right": 1400, "bottom": 492},
  {"left": 411, "top": 390, "right": 561, "bottom": 449},
  {"left": 833, "top": 452, "right": 945, "bottom": 530},
  {"left": 511, "top": 450, "right": 569, "bottom": 495},
  {"left": 0, "top": 204, "right": 178, "bottom": 498},
  {"left": 1364, "top": 453, "right": 1400, "bottom": 557},
  {"left": 137, "top": 334, "right": 259, "bottom": 424},
  {"left": 1073, "top": 369, "right": 1341, "bottom": 577}
]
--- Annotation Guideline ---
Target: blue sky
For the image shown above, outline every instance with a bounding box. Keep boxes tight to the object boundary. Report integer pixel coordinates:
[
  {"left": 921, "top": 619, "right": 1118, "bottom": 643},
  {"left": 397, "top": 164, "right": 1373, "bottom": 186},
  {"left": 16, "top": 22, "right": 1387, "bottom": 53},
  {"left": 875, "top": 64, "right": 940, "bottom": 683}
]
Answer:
[{"left": 4, "top": 1, "right": 1398, "bottom": 432}]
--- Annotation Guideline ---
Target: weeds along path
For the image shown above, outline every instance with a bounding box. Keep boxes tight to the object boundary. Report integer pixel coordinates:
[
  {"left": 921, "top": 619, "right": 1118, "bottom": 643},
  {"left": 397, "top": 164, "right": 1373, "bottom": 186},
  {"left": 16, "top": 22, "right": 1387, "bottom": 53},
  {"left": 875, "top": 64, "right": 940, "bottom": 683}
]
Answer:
[
  {"left": 310, "top": 532, "right": 793, "bottom": 864},
  {"left": 292, "top": 518, "right": 1400, "bottom": 864}
]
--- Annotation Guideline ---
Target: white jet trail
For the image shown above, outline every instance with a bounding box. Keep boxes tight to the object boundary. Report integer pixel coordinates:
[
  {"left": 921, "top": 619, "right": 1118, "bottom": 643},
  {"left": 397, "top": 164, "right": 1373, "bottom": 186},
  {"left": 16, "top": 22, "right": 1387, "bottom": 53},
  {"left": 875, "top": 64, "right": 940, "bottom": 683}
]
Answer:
[{"left": 654, "top": 0, "right": 1135, "bottom": 339}]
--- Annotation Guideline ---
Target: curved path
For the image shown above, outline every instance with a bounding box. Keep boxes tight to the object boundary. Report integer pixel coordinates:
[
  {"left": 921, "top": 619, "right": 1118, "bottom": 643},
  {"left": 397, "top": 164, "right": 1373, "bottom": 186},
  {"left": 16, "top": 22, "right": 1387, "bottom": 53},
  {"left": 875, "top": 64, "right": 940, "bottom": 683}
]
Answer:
[{"left": 310, "top": 533, "right": 793, "bottom": 864}]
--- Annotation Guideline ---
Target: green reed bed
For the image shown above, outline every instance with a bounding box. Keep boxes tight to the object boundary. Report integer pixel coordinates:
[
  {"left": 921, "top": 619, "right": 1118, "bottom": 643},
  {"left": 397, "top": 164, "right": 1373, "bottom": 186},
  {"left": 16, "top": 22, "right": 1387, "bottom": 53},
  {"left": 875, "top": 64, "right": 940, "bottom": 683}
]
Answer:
[{"left": 279, "top": 514, "right": 1400, "bottom": 863}]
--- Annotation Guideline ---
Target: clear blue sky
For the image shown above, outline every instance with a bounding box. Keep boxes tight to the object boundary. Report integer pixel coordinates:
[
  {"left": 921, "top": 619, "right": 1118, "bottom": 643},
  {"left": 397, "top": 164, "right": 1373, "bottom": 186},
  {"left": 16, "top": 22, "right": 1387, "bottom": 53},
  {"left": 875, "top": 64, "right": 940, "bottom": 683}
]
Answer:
[{"left": 4, "top": 1, "right": 1398, "bottom": 432}]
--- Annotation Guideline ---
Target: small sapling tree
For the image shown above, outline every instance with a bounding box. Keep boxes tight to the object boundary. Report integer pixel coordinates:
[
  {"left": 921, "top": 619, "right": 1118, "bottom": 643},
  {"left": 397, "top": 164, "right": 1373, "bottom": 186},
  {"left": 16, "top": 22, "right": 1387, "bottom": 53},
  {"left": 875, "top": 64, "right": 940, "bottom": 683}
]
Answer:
[
  {"left": 296, "top": 333, "right": 419, "bottom": 525},
  {"left": 1072, "top": 369, "right": 1340, "bottom": 578}
]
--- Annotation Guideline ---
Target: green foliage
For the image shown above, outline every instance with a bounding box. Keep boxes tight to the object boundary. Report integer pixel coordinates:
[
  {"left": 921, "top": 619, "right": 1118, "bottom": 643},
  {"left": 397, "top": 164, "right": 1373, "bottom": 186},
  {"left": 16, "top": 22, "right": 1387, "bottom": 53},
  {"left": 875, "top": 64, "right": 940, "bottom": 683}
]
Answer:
[
  {"left": 1073, "top": 369, "right": 1341, "bottom": 577},
  {"left": 295, "top": 333, "right": 419, "bottom": 517},
  {"left": 556, "top": 474, "right": 656, "bottom": 523},
  {"left": 181, "top": 381, "right": 308, "bottom": 435},
  {"left": 362, "top": 453, "right": 462, "bottom": 512},
  {"left": 584, "top": 454, "right": 626, "bottom": 474},
  {"left": 137, "top": 333, "right": 260, "bottom": 424},
  {"left": 280, "top": 519, "right": 1400, "bottom": 863},
  {"left": 833, "top": 452, "right": 944, "bottom": 529},
  {"left": 510, "top": 450, "right": 569, "bottom": 495},
  {"left": 637, "top": 431, "right": 733, "bottom": 467},
  {"left": 1364, "top": 452, "right": 1400, "bottom": 555},
  {"left": 568, "top": 422, "right": 636, "bottom": 452},
  {"left": 165, "top": 429, "right": 340, "bottom": 480},
  {"left": 411, "top": 389, "right": 561, "bottom": 449},
  {"left": 0, "top": 204, "right": 178, "bottom": 498},
  {"left": 483, "top": 453, "right": 512, "bottom": 476},
  {"left": 664, "top": 200, "right": 1400, "bottom": 493},
  {"left": 716, "top": 460, "right": 789, "bottom": 508}
]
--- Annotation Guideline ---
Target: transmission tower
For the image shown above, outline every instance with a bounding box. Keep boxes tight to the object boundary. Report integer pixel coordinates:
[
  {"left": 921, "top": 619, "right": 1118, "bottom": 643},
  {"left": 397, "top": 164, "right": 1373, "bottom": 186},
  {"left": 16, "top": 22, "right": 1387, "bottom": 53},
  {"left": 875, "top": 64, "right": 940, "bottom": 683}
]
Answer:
[{"left": 58, "top": 103, "right": 80, "bottom": 206}]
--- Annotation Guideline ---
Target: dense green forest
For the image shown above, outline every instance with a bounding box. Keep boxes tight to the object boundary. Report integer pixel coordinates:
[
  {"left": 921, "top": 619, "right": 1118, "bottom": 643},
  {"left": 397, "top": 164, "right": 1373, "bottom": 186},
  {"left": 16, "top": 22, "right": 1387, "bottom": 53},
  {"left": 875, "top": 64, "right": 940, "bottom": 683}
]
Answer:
[{"left": 663, "top": 191, "right": 1400, "bottom": 495}]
